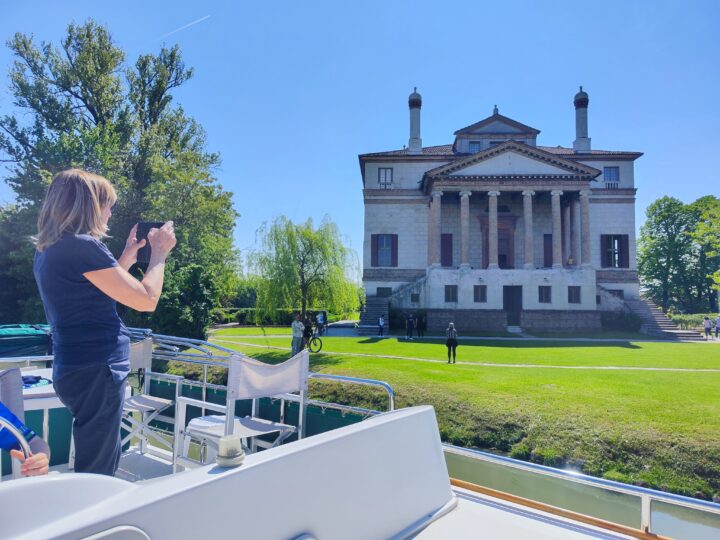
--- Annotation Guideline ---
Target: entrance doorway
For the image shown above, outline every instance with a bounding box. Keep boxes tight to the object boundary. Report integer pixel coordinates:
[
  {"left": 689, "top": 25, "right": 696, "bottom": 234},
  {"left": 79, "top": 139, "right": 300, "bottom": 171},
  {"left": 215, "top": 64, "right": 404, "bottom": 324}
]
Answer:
[{"left": 503, "top": 286, "right": 523, "bottom": 325}]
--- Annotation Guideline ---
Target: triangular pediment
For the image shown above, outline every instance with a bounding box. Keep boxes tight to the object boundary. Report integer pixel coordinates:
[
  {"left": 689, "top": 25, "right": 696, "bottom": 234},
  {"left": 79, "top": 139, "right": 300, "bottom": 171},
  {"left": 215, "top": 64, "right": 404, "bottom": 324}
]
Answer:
[
  {"left": 454, "top": 113, "right": 540, "bottom": 136},
  {"left": 425, "top": 141, "right": 601, "bottom": 178}
]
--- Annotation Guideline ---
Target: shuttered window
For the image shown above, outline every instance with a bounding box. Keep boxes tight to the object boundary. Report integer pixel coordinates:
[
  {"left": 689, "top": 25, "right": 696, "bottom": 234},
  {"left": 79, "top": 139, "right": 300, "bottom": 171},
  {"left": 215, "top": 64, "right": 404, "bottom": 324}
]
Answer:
[
  {"left": 371, "top": 234, "right": 398, "bottom": 267},
  {"left": 474, "top": 285, "right": 487, "bottom": 303},
  {"left": 445, "top": 285, "right": 458, "bottom": 303},
  {"left": 538, "top": 286, "right": 552, "bottom": 304},
  {"left": 600, "top": 235, "right": 629, "bottom": 268}
]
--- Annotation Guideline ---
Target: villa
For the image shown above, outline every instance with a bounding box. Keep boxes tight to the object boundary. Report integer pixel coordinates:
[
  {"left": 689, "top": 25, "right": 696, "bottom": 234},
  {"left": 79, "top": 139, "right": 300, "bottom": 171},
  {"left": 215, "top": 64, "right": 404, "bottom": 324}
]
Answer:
[{"left": 359, "top": 88, "right": 642, "bottom": 332}]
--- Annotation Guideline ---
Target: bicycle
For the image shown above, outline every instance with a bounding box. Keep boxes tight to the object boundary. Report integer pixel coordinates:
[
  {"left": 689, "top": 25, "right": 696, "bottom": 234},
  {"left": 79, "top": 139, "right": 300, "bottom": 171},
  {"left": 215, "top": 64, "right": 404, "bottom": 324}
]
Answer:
[{"left": 303, "top": 325, "right": 323, "bottom": 353}]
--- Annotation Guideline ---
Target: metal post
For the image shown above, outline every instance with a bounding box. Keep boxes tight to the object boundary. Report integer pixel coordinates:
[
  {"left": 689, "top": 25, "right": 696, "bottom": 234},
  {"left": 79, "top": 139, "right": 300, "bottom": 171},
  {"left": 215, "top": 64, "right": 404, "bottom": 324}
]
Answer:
[{"left": 640, "top": 495, "right": 652, "bottom": 532}]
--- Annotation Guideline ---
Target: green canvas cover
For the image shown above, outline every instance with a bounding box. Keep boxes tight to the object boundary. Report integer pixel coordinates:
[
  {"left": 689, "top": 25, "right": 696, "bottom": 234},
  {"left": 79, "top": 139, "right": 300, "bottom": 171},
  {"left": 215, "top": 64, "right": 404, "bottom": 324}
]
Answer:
[{"left": 0, "top": 325, "right": 52, "bottom": 358}]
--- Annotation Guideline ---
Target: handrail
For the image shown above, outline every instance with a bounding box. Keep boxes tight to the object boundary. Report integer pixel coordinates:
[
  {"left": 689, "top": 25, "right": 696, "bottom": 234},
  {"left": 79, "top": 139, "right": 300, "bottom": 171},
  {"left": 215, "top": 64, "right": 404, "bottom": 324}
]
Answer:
[
  {"left": 450, "top": 478, "right": 671, "bottom": 540},
  {"left": 444, "top": 444, "right": 720, "bottom": 534},
  {"left": 309, "top": 373, "right": 394, "bottom": 411},
  {"left": 0, "top": 355, "right": 53, "bottom": 367}
]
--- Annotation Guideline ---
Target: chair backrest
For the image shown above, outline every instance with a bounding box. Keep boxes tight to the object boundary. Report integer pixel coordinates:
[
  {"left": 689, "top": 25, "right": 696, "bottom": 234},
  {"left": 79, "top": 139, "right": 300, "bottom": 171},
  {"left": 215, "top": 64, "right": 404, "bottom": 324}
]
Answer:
[
  {"left": 0, "top": 368, "right": 24, "bottom": 422},
  {"left": 128, "top": 338, "right": 154, "bottom": 371},
  {"left": 227, "top": 350, "right": 309, "bottom": 400}
]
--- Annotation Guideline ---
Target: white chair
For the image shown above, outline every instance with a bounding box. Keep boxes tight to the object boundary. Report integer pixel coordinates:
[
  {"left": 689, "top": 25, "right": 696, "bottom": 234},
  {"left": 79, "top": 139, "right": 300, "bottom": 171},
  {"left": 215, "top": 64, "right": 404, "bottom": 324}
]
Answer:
[
  {"left": 173, "top": 350, "right": 309, "bottom": 471},
  {"left": 121, "top": 337, "right": 183, "bottom": 456}
]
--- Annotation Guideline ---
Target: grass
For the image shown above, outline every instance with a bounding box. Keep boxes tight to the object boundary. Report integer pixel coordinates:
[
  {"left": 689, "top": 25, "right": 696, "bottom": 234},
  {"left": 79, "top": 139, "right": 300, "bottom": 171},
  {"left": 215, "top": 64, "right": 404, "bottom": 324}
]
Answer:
[
  {"left": 206, "top": 335, "right": 720, "bottom": 498},
  {"left": 210, "top": 335, "right": 720, "bottom": 369}
]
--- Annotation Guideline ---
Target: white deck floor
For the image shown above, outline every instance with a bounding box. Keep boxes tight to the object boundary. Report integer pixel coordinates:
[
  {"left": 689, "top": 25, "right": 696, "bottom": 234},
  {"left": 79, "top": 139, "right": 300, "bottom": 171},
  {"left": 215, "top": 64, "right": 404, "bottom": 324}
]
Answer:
[{"left": 417, "top": 487, "right": 634, "bottom": 539}]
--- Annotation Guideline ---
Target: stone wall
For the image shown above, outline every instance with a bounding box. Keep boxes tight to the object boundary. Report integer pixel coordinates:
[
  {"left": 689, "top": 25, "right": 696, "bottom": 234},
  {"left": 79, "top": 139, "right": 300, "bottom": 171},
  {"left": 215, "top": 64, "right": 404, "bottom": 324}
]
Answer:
[
  {"left": 520, "top": 310, "right": 601, "bottom": 331},
  {"left": 426, "top": 309, "right": 507, "bottom": 332}
]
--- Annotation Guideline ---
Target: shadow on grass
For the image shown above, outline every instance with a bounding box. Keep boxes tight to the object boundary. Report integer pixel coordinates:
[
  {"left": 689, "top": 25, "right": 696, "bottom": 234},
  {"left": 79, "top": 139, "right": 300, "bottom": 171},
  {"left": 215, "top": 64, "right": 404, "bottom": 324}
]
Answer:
[{"left": 238, "top": 347, "right": 344, "bottom": 369}]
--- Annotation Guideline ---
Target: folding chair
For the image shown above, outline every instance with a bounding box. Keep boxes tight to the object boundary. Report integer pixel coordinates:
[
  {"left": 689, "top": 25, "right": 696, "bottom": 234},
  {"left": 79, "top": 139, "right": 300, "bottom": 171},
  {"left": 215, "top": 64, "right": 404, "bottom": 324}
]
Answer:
[
  {"left": 173, "top": 350, "right": 309, "bottom": 471},
  {"left": 121, "top": 337, "right": 183, "bottom": 456},
  {"left": 0, "top": 368, "right": 29, "bottom": 480}
]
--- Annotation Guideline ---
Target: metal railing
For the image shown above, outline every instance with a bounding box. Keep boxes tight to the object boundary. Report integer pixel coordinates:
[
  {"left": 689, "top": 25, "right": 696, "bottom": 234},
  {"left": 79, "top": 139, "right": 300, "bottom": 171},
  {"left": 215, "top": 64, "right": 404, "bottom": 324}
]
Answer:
[
  {"left": 444, "top": 444, "right": 720, "bottom": 535},
  {"left": 147, "top": 332, "right": 395, "bottom": 416}
]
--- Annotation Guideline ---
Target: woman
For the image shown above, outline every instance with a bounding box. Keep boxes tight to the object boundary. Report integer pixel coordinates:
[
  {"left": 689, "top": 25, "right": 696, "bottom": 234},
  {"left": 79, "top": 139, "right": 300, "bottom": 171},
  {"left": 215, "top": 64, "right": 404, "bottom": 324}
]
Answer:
[
  {"left": 33, "top": 169, "right": 176, "bottom": 476},
  {"left": 446, "top": 322, "right": 458, "bottom": 364}
]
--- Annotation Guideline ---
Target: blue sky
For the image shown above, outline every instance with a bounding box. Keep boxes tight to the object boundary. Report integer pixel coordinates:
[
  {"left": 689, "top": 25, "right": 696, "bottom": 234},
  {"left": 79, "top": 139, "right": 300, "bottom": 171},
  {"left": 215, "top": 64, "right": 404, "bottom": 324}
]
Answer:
[{"left": 1, "top": 1, "right": 718, "bottom": 265}]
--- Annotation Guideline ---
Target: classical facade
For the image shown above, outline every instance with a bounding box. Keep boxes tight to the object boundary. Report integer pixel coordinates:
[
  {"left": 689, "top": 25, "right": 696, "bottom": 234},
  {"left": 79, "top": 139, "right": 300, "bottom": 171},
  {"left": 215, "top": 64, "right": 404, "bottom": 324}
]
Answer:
[{"left": 359, "top": 88, "right": 642, "bottom": 332}]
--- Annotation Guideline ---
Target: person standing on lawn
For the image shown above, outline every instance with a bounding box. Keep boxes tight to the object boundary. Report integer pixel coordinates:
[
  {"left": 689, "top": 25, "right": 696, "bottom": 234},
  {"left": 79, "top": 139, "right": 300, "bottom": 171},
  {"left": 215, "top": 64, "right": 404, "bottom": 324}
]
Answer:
[
  {"left": 417, "top": 314, "right": 426, "bottom": 338},
  {"left": 291, "top": 313, "right": 304, "bottom": 355},
  {"left": 378, "top": 314, "right": 385, "bottom": 337},
  {"left": 703, "top": 316, "right": 712, "bottom": 340},
  {"left": 446, "top": 322, "right": 458, "bottom": 363},
  {"left": 715, "top": 315, "right": 720, "bottom": 339},
  {"left": 406, "top": 313, "right": 415, "bottom": 341}
]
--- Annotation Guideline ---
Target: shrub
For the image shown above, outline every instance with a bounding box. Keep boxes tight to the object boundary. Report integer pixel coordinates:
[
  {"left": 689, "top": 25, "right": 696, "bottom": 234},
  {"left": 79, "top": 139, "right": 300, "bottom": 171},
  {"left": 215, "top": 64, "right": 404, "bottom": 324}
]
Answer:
[{"left": 669, "top": 313, "right": 718, "bottom": 330}]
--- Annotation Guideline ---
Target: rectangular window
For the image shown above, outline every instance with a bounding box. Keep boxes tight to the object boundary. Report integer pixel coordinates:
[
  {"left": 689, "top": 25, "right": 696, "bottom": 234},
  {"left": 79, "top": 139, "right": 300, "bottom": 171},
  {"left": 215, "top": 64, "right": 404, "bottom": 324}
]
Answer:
[
  {"left": 596, "top": 295, "right": 602, "bottom": 305},
  {"left": 568, "top": 286, "right": 581, "bottom": 304},
  {"left": 469, "top": 141, "right": 482, "bottom": 153},
  {"left": 604, "top": 166, "right": 619, "bottom": 189},
  {"left": 378, "top": 168, "right": 393, "bottom": 189},
  {"left": 474, "top": 285, "right": 487, "bottom": 303},
  {"left": 445, "top": 285, "right": 458, "bottom": 303},
  {"left": 538, "top": 286, "right": 552, "bottom": 304},
  {"left": 603, "top": 166, "right": 620, "bottom": 181},
  {"left": 609, "top": 289, "right": 625, "bottom": 299},
  {"left": 600, "top": 234, "right": 629, "bottom": 268},
  {"left": 371, "top": 234, "right": 398, "bottom": 267},
  {"left": 410, "top": 293, "right": 420, "bottom": 303},
  {"left": 376, "top": 287, "right": 392, "bottom": 297}
]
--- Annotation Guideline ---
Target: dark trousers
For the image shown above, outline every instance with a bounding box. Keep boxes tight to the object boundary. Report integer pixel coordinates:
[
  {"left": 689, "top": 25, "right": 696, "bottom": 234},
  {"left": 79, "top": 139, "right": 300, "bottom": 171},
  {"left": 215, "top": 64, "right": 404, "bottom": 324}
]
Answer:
[
  {"left": 54, "top": 365, "right": 127, "bottom": 476},
  {"left": 406, "top": 326, "right": 414, "bottom": 339},
  {"left": 378, "top": 325, "right": 384, "bottom": 337},
  {"left": 446, "top": 339, "right": 458, "bottom": 362}
]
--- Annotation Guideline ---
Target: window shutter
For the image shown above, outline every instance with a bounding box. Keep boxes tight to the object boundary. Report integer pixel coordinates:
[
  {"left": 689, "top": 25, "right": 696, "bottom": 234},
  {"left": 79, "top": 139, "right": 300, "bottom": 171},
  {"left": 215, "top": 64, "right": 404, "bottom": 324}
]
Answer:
[
  {"left": 620, "top": 235, "right": 630, "bottom": 268},
  {"left": 391, "top": 234, "right": 398, "bottom": 267},
  {"left": 600, "top": 235, "right": 609, "bottom": 268},
  {"left": 371, "top": 235, "right": 378, "bottom": 267}
]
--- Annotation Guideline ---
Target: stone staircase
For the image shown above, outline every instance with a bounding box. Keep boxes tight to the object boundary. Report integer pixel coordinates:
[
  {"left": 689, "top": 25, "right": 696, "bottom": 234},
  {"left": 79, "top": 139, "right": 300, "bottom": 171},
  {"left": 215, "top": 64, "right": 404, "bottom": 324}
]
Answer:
[
  {"left": 625, "top": 297, "right": 704, "bottom": 341},
  {"left": 358, "top": 296, "right": 390, "bottom": 336}
]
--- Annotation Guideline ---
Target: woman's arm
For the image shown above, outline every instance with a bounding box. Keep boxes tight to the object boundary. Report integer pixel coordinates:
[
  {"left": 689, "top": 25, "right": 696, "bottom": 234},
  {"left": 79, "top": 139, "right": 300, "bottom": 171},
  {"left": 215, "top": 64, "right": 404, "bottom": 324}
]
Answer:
[{"left": 83, "top": 222, "right": 176, "bottom": 312}]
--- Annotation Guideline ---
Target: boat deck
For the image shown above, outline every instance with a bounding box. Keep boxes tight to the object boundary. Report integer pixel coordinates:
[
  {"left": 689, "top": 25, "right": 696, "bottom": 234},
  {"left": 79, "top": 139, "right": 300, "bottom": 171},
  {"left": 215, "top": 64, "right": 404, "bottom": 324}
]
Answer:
[{"left": 418, "top": 487, "right": 634, "bottom": 539}]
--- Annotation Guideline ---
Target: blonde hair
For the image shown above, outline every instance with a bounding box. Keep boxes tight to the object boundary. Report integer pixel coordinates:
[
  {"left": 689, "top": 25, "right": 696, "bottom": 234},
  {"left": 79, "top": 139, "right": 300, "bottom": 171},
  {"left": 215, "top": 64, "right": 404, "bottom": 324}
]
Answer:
[{"left": 34, "top": 169, "right": 117, "bottom": 251}]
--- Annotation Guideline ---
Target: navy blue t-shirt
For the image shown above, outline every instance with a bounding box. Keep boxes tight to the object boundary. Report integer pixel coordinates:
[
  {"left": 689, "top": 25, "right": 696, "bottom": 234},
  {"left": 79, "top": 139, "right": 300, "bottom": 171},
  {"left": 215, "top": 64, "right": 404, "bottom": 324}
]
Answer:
[{"left": 33, "top": 233, "right": 130, "bottom": 382}]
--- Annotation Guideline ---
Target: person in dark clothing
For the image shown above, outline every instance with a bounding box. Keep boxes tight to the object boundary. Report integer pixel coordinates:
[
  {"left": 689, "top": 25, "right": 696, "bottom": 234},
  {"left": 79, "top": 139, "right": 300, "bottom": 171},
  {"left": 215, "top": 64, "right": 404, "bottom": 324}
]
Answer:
[
  {"left": 33, "top": 169, "right": 176, "bottom": 476},
  {"left": 417, "top": 315, "right": 426, "bottom": 338},
  {"left": 446, "top": 322, "right": 458, "bottom": 363},
  {"left": 302, "top": 316, "right": 313, "bottom": 349},
  {"left": 406, "top": 313, "right": 415, "bottom": 341},
  {"left": 378, "top": 315, "right": 385, "bottom": 337}
]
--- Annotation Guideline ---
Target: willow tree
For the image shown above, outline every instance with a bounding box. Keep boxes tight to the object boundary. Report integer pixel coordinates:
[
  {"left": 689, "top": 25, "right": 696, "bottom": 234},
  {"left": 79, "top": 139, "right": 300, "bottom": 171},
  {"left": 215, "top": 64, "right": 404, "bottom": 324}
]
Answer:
[{"left": 253, "top": 216, "right": 360, "bottom": 321}]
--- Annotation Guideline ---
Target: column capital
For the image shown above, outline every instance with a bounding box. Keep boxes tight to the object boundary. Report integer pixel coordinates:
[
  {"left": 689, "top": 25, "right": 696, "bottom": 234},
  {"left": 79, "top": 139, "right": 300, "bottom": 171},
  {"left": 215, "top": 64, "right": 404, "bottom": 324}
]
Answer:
[
  {"left": 488, "top": 190, "right": 501, "bottom": 197},
  {"left": 459, "top": 190, "right": 472, "bottom": 198},
  {"left": 550, "top": 189, "right": 564, "bottom": 197},
  {"left": 521, "top": 189, "right": 536, "bottom": 197},
  {"left": 431, "top": 190, "right": 444, "bottom": 198}
]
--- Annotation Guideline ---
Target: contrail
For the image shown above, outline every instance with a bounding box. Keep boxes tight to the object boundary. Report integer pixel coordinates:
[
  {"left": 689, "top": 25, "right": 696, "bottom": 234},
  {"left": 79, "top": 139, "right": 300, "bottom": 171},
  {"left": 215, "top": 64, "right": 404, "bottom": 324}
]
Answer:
[{"left": 160, "top": 15, "right": 211, "bottom": 39}]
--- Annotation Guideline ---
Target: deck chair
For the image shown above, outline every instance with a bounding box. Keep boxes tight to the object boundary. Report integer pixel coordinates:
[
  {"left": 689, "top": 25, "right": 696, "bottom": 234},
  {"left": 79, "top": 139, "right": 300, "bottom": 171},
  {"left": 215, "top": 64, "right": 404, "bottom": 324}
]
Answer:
[
  {"left": 121, "top": 337, "right": 183, "bottom": 456},
  {"left": 173, "top": 350, "right": 309, "bottom": 470}
]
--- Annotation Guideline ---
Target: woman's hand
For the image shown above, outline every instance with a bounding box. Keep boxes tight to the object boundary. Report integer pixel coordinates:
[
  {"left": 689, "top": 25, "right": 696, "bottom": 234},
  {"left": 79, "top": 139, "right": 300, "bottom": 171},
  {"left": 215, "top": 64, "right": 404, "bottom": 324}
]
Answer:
[
  {"left": 147, "top": 221, "right": 177, "bottom": 261},
  {"left": 117, "top": 223, "right": 147, "bottom": 271},
  {"left": 10, "top": 449, "right": 49, "bottom": 476}
]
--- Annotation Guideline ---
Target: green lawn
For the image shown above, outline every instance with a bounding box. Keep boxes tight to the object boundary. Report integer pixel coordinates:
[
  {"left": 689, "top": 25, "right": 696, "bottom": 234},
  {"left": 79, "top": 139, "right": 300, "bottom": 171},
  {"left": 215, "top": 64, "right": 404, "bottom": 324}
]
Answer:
[
  {"left": 211, "top": 335, "right": 720, "bottom": 369},
  {"left": 205, "top": 335, "right": 720, "bottom": 498}
]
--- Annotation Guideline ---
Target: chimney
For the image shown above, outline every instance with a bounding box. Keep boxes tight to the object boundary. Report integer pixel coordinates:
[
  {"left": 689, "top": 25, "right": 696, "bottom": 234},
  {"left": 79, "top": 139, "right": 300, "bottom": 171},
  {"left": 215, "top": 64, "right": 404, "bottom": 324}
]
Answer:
[
  {"left": 408, "top": 87, "right": 422, "bottom": 154},
  {"left": 573, "top": 86, "right": 591, "bottom": 153}
]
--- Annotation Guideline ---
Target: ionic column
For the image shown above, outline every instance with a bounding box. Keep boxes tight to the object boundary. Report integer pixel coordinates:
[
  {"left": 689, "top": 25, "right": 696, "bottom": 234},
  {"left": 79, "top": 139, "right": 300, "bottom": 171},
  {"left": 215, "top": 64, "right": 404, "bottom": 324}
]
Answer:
[
  {"left": 562, "top": 203, "right": 571, "bottom": 266},
  {"left": 428, "top": 190, "right": 443, "bottom": 266},
  {"left": 571, "top": 196, "right": 581, "bottom": 265},
  {"left": 580, "top": 189, "right": 591, "bottom": 267},
  {"left": 551, "top": 190, "right": 563, "bottom": 268},
  {"left": 487, "top": 191, "right": 500, "bottom": 269},
  {"left": 459, "top": 190, "right": 472, "bottom": 268},
  {"left": 522, "top": 190, "right": 535, "bottom": 269}
]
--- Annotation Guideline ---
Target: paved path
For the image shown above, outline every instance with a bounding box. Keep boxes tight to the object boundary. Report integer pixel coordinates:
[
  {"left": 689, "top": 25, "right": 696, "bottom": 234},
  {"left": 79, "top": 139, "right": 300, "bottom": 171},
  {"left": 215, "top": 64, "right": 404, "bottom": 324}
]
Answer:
[{"left": 211, "top": 338, "right": 720, "bottom": 373}]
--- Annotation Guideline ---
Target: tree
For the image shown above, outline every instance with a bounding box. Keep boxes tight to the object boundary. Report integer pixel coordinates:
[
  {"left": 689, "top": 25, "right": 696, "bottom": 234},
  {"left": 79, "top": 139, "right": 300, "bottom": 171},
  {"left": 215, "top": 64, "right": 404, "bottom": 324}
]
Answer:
[
  {"left": 691, "top": 197, "right": 720, "bottom": 309},
  {"left": 0, "top": 21, "right": 239, "bottom": 338},
  {"left": 252, "top": 216, "right": 360, "bottom": 321},
  {"left": 638, "top": 197, "right": 693, "bottom": 311}
]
